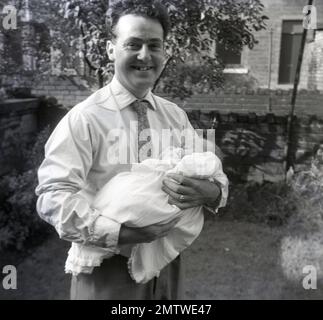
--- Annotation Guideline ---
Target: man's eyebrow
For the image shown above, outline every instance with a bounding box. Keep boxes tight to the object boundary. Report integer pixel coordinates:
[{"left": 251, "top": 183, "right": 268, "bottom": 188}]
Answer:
[{"left": 124, "top": 37, "right": 163, "bottom": 43}]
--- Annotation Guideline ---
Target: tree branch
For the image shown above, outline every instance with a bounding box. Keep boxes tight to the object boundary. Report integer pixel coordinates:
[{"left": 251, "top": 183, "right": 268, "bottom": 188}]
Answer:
[
  {"left": 80, "top": 23, "right": 97, "bottom": 71},
  {"left": 153, "top": 56, "right": 172, "bottom": 92}
]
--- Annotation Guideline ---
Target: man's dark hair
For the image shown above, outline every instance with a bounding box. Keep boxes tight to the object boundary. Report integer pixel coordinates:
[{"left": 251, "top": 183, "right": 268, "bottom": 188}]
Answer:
[{"left": 109, "top": 0, "right": 170, "bottom": 39}]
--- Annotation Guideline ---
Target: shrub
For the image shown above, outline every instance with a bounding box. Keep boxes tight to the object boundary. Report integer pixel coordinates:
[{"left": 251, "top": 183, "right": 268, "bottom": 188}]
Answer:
[
  {"left": 0, "top": 127, "right": 52, "bottom": 251},
  {"left": 220, "top": 156, "right": 323, "bottom": 230},
  {"left": 220, "top": 181, "right": 298, "bottom": 227},
  {"left": 280, "top": 160, "right": 323, "bottom": 281},
  {"left": 285, "top": 160, "right": 323, "bottom": 234}
]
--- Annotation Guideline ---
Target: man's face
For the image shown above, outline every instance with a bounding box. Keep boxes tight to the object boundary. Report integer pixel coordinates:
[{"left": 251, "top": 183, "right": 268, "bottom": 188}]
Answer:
[{"left": 108, "top": 14, "right": 166, "bottom": 98}]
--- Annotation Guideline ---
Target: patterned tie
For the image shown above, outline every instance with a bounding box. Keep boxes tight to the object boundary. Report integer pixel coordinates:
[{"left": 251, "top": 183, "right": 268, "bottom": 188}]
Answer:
[{"left": 132, "top": 100, "right": 152, "bottom": 162}]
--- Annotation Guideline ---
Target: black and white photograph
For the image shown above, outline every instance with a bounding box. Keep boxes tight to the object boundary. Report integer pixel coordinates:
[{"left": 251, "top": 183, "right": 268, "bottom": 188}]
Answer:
[{"left": 0, "top": 0, "right": 323, "bottom": 302}]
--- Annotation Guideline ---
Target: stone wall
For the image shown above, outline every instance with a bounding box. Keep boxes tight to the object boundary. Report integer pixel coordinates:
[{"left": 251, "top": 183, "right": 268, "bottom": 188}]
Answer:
[
  {"left": 0, "top": 98, "right": 39, "bottom": 175},
  {"left": 187, "top": 110, "right": 323, "bottom": 183},
  {"left": 1, "top": 96, "right": 323, "bottom": 183}
]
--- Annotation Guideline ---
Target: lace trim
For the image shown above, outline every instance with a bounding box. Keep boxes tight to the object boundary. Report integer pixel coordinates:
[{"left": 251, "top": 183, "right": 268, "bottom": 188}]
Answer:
[{"left": 127, "top": 245, "right": 139, "bottom": 282}]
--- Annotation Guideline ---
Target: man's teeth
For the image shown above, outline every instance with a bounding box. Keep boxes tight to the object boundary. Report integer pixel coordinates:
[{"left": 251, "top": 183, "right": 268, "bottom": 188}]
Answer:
[{"left": 133, "top": 66, "right": 152, "bottom": 71}]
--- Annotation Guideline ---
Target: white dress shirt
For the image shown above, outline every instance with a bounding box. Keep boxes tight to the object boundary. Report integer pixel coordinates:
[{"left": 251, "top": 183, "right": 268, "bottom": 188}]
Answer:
[{"left": 35, "top": 77, "right": 229, "bottom": 255}]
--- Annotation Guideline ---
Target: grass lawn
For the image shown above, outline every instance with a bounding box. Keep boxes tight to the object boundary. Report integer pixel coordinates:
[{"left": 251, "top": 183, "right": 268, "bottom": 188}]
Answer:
[{"left": 1, "top": 217, "right": 323, "bottom": 300}]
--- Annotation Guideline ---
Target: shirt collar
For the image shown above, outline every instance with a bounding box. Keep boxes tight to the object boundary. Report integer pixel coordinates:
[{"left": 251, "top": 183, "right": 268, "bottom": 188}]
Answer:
[{"left": 109, "top": 77, "right": 157, "bottom": 111}]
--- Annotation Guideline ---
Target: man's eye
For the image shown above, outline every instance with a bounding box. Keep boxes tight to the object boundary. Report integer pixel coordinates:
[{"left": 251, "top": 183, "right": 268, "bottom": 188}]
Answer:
[
  {"left": 126, "top": 43, "right": 141, "bottom": 50},
  {"left": 149, "top": 44, "right": 163, "bottom": 51}
]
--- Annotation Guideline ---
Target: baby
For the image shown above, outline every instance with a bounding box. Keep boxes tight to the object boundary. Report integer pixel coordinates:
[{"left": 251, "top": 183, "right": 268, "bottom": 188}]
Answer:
[{"left": 65, "top": 147, "right": 228, "bottom": 283}]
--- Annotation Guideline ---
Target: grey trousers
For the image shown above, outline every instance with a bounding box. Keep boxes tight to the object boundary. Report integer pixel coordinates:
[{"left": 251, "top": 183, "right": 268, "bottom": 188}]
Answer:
[{"left": 70, "top": 254, "right": 185, "bottom": 300}]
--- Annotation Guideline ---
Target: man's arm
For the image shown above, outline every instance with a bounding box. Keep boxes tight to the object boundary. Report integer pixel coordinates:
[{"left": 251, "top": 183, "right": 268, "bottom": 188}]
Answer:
[
  {"left": 118, "top": 217, "right": 181, "bottom": 245},
  {"left": 36, "top": 108, "right": 178, "bottom": 248},
  {"left": 36, "top": 109, "right": 121, "bottom": 251}
]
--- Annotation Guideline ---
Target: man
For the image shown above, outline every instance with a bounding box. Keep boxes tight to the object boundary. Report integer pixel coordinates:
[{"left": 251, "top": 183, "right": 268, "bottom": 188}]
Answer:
[{"left": 36, "top": 0, "right": 228, "bottom": 300}]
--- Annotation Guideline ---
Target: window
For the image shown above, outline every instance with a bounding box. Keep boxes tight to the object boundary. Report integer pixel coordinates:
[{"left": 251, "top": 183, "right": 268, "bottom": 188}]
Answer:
[
  {"left": 278, "top": 20, "right": 303, "bottom": 84},
  {"left": 216, "top": 43, "right": 242, "bottom": 66}
]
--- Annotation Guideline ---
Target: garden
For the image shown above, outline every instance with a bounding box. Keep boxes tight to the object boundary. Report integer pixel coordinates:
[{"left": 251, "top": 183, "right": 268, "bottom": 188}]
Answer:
[
  {"left": 1, "top": 121, "right": 323, "bottom": 299},
  {"left": 1, "top": 0, "right": 323, "bottom": 300}
]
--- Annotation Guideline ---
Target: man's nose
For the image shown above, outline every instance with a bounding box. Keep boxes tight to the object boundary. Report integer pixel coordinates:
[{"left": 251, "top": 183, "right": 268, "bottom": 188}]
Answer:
[{"left": 137, "top": 44, "right": 151, "bottom": 62}]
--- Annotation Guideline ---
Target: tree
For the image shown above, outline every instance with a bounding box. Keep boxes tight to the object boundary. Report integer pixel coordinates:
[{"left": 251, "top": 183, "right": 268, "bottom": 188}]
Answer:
[{"left": 30, "top": 0, "right": 268, "bottom": 98}]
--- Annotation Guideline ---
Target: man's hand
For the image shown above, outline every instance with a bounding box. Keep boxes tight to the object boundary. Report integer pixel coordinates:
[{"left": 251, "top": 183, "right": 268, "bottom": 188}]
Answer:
[
  {"left": 118, "top": 216, "right": 180, "bottom": 245},
  {"left": 162, "top": 173, "right": 221, "bottom": 210}
]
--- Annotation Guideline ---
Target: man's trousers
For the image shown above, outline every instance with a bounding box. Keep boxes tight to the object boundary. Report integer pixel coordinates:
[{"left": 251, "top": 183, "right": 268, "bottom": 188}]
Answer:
[{"left": 70, "top": 254, "right": 184, "bottom": 300}]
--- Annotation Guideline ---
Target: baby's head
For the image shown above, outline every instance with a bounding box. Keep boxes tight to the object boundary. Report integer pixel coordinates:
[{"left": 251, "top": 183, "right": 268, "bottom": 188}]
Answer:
[
  {"left": 175, "top": 152, "right": 222, "bottom": 178},
  {"left": 159, "top": 147, "right": 184, "bottom": 163},
  {"left": 133, "top": 147, "right": 183, "bottom": 173}
]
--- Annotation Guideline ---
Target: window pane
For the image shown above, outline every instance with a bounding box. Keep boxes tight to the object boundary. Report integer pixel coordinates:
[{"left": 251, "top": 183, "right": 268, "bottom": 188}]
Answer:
[
  {"left": 217, "top": 43, "right": 241, "bottom": 66},
  {"left": 278, "top": 20, "right": 302, "bottom": 84}
]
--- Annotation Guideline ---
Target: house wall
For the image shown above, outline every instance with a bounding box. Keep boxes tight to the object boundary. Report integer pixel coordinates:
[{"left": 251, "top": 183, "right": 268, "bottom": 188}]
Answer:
[{"left": 245, "top": 0, "right": 323, "bottom": 90}]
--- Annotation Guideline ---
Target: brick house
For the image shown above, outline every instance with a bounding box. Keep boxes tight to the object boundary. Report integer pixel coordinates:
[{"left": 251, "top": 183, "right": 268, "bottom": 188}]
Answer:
[
  {"left": 1, "top": 0, "right": 323, "bottom": 180},
  {"left": 220, "top": 0, "right": 323, "bottom": 91},
  {"left": 1, "top": 0, "right": 323, "bottom": 103}
]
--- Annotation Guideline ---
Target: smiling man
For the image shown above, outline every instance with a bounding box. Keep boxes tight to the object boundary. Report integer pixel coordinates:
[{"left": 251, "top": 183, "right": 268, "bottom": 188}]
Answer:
[
  {"left": 36, "top": 0, "right": 228, "bottom": 300},
  {"left": 107, "top": 14, "right": 165, "bottom": 98}
]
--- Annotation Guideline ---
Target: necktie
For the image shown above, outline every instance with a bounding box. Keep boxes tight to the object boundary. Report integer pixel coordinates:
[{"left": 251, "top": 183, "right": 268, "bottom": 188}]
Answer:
[{"left": 132, "top": 100, "right": 152, "bottom": 162}]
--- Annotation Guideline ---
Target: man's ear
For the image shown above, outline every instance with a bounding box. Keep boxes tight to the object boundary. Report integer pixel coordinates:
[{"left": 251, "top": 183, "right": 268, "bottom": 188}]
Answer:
[{"left": 107, "top": 40, "right": 115, "bottom": 61}]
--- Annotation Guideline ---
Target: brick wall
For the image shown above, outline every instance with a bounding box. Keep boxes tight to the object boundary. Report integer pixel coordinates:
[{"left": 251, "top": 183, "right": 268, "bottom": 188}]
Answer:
[
  {"left": 30, "top": 74, "right": 323, "bottom": 116},
  {"left": 31, "top": 75, "right": 94, "bottom": 108},
  {"left": 175, "top": 90, "right": 323, "bottom": 117},
  {"left": 308, "top": 31, "right": 323, "bottom": 91},
  {"left": 242, "top": 0, "right": 323, "bottom": 91}
]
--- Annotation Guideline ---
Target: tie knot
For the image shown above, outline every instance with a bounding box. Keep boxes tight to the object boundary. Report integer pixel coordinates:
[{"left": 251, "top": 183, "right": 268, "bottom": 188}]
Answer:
[{"left": 132, "top": 100, "right": 150, "bottom": 116}]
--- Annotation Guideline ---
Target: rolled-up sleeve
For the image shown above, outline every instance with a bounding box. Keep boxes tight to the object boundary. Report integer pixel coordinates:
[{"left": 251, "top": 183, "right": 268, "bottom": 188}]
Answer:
[
  {"left": 35, "top": 109, "right": 120, "bottom": 251},
  {"left": 207, "top": 171, "right": 229, "bottom": 213}
]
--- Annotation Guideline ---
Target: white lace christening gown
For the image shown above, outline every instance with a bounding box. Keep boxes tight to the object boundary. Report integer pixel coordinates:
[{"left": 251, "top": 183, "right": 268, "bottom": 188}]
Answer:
[{"left": 65, "top": 148, "right": 228, "bottom": 284}]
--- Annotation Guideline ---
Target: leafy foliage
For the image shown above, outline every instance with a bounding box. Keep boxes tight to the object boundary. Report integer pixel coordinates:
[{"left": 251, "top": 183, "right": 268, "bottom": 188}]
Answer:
[
  {"left": 221, "top": 153, "right": 323, "bottom": 231},
  {"left": 286, "top": 159, "right": 323, "bottom": 235},
  {"left": 0, "top": 127, "right": 52, "bottom": 251},
  {"left": 29, "top": 0, "right": 268, "bottom": 97},
  {"left": 220, "top": 181, "right": 297, "bottom": 227}
]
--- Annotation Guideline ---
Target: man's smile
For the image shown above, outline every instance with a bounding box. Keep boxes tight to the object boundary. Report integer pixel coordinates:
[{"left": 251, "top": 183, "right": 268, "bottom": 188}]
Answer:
[{"left": 131, "top": 66, "right": 154, "bottom": 71}]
